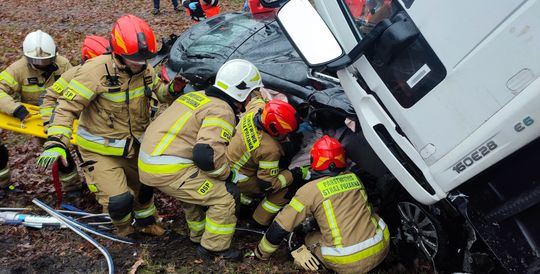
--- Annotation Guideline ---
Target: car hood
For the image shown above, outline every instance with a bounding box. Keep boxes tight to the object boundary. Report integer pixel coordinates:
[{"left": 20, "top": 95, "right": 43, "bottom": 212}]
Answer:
[{"left": 166, "top": 12, "right": 354, "bottom": 116}]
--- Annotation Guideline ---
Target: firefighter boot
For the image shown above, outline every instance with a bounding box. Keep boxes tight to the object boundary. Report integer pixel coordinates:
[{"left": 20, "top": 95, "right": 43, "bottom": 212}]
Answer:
[
  {"left": 116, "top": 223, "right": 136, "bottom": 237},
  {"left": 139, "top": 223, "right": 166, "bottom": 236},
  {"left": 197, "top": 245, "right": 243, "bottom": 262}
]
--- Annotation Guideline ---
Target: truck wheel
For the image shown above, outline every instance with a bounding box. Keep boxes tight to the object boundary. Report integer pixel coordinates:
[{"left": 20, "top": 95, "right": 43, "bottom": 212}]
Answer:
[{"left": 395, "top": 201, "right": 459, "bottom": 270}]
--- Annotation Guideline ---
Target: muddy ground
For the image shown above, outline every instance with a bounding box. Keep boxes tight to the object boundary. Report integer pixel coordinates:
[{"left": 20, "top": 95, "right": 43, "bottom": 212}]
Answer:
[{"left": 0, "top": 1, "right": 431, "bottom": 273}]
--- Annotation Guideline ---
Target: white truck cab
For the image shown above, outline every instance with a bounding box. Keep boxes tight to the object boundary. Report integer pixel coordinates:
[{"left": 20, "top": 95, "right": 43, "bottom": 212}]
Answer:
[{"left": 262, "top": 0, "right": 540, "bottom": 272}]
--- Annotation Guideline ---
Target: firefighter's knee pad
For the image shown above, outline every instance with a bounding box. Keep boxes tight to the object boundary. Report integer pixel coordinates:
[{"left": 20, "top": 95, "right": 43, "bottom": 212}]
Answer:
[
  {"left": 137, "top": 184, "right": 154, "bottom": 205},
  {"left": 108, "top": 192, "right": 134, "bottom": 221},
  {"left": 225, "top": 182, "right": 241, "bottom": 217},
  {"left": 192, "top": 143, "right": 215, "bottom": 171},
  {"left": 266, "top": 221, "right": 289, "bottom": 245},
  {"left": 0, "top": 143, "right": 8, "bottom": 169}
]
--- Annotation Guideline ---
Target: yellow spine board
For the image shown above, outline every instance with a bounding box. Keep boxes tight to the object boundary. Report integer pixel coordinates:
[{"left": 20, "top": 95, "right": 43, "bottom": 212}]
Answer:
[{"left": 0, "top": 103, "right": 78, "bottom": 145}]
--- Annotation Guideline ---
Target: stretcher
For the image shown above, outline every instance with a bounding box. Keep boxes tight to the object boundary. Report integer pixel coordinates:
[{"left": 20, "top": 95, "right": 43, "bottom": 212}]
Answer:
[{"left": 0, "top": 103, "right": 78, "bottom": 145}]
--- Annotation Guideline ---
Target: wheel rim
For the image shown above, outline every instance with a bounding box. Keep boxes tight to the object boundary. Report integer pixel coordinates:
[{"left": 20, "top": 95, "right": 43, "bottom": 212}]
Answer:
[{"left": 397, "top": 202, "right": 439, "bottom": 259}]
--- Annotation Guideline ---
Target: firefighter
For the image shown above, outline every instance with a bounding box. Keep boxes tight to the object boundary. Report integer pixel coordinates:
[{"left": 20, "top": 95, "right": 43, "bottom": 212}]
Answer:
[
  {"left": 0, "top": 30, "right": 72, "bottom": 193},
  {"left": 38, "top": 35, "right": 109, "bottom": 196},
  {"left": 138, "top": 59, "right": 262, "bottom": 261},
  {"left": 41, "top": 35, "right": 109, "bottom": 128},
  {"left": 227, "top": 99, "right": 307, "bottom": 227},
  {"left": 36, "top": 15, "right": 181, "bottom": 237},
  {"left": 254, "top": 136, "right": 390, "bottom": 273},
  {"left": 182, "top": 0, "right": 220, "bottom": 22}
]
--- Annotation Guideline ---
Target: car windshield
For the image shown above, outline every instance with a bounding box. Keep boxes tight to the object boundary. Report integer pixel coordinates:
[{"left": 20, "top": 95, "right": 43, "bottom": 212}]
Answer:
[{"left": 186, "top": 15, "right": 262, "bottom": 58}]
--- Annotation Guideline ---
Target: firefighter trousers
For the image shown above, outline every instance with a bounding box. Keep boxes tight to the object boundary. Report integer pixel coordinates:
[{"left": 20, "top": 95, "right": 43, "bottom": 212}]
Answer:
[
  {"left": 157, "top": 165, "right": 237, "bottom": 252},
  {"left": 0, "top": 142, "right": 10, "bottom": 188},
  {"left": 238, "top": 179, "right": 289, "bottom": 226},
  {"left": 79, "top": 148, "right": 158, "bottom": 227},
  {"left": 304, "top": 231, "right": 390, "bottom": 274}
]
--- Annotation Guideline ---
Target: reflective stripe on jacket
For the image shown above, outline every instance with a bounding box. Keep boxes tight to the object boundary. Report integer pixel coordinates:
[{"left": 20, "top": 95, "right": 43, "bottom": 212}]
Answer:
[
  {"left": 0, "top": 56, "right": 72, "bottom": 115},
  {"left": 45, "top": 55, "right": 170, "bottom": 158},
  {"left": 226, "top": 97, "right": 292, "bottom": 192},
  {"left": 139, "top": 91, "right": 235, "bottom": 187},
  {"left": 261, "top": 172, "right": 389, "bottom": 265}
]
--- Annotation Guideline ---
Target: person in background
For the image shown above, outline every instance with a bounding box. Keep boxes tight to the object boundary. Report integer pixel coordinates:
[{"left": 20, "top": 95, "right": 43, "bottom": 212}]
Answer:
[
  {"left": 152, "top": 0, "right": 180, "bottom": 15},
  {"left": 182, "top": 0, "right": 220, "bottom": 22}
]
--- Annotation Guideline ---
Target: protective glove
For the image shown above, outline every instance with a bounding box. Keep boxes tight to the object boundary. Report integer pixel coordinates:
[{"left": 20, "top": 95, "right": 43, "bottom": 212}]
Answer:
[
  {"left": 188, "top": 2, "right": 198, "bottom": 10},
  {"left": 285, "top": 166, "right": 311, "bottom": 199},
  {"left": 279, "top": 132, "right": 303, "bottom": 168},
  {"left": 291, "top": 244, "right": 320, "bottom": 271},
  {"left": 36, "top": 145, "right": 68, "bottom": 171},
  {"left": 297, "top": 121, "right": 314, "bottom": 133},
  {"left": 13, "top": 105, "right": 30, "bottom": 121},
  {"left": 168, "top": 76, "right": 188, "bottom": 97},
  {"left": 225, "top": 169, "right": 237, "bottom": 184},
  {"left": 293, "top": 166, "right": 311, "bottom": 181}
]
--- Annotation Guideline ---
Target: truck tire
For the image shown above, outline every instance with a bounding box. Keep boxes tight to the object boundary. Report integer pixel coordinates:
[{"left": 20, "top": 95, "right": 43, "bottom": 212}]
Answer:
[{"left": 393, "top": 199, "right": 462, "bottom": 271}]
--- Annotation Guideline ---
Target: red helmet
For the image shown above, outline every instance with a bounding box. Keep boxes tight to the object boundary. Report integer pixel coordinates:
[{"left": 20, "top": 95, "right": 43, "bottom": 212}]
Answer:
[
  {"left": 81, "top": 35, "right": 109, "bottom": 62},
  {"left": 110, "top": 14, "right": 157, "bottom": 61},
  {"left": 310, "top": 135, "right": 346, "bottom": 171},
  {"left": 261, "top": 99, "right": 298, "bottom": 137}
]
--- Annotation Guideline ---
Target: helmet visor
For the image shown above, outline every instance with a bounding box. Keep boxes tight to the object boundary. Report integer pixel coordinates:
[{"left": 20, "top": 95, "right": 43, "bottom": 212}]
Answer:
[{"left": 26, "top": 56, "right": 55, "bottom": 66}]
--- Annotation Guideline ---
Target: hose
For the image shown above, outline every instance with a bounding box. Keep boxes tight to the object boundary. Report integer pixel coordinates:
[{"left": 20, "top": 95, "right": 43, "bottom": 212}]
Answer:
[
  {"left": 32, "top": 199, "right": 115, "bottom": 274},
  {"left": 235, "top": 227, "right": 265, "bottom": 235},
  {"left": 32, "top": 199, "right": 135, "bottom": 245}
]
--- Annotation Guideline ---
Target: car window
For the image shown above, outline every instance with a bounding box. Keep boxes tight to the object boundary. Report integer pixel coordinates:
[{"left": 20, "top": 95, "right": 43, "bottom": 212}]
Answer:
[{"left": 186, "top": 15, "right": 261, "bottom": 59}]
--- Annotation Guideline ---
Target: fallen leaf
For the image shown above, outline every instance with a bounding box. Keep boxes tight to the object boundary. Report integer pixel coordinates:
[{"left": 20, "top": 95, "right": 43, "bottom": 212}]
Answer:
[{"left": 129, "top": 258, "right": 145, "bottom": 274}]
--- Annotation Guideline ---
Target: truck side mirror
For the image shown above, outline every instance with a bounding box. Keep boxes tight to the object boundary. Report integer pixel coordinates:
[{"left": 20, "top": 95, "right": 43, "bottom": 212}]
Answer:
[
  {"left": 374, "top": 12, "right": 419, "bottom": 65},
  {"left": 276, "top": 0, "right": 345, "bottom": 69}
]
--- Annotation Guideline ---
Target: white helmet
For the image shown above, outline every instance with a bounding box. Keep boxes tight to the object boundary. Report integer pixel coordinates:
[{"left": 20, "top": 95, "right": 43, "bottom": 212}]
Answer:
[
  {"left": 214, "top": 59, "right": 263, "bottom": 102},
  {"left": 23, "top": 30, "right": 56, "bottom": 66}
]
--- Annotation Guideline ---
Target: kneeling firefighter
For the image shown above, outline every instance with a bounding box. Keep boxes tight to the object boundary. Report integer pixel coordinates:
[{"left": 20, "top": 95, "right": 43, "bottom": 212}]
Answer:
[
  {"left": 37, "top": 15, "right": 183, "bottom": 236},
  {"left": 138, "top": 59, "right": 262, "bottom": 261},
  {"left": 255, "top": 136, "right": 390, "bottom": 273},
  {"left": 226, "top": 99, "right": 308, "bottom": 227}
]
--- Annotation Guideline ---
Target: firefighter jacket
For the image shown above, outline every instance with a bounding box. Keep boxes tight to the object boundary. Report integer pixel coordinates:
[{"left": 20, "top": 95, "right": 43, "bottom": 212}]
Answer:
[
  {"left": 41, "top": 65, "right": 80, "bottom": 126},
  {"left": 226, "top": 98, "right": 293, "bottom": 192},
  {"left": 0, "top": 55, "right": 72, "bottom": 115},
  {"left": 45, "top": 54, "right": 170, "bottom": 158},
  {"left": 139, "top": 88, "right": 236, "bottom": 187},
  {"left": 258, "top": 172, "right": 390, "bottom": 267}
]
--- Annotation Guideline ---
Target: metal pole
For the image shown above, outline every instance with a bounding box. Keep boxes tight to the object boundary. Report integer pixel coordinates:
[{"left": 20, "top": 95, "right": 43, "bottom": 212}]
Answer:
[{"left": 33, "top": 198, "right": 115, "bottom": 274}]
